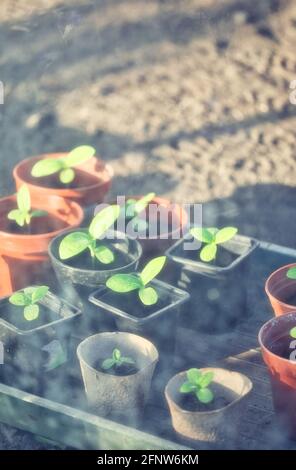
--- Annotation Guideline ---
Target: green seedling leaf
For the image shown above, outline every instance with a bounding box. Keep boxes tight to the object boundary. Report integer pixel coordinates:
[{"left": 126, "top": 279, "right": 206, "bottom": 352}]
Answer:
[
  {"left": 200, "top": 243, "right": 217, "bottom": 262},
  {"left": 17, "top": 185, "right": 31, "bottom": 213},
  {"left": 139, "top": 286, "right": 158, "bottom": 305},
  {"left": 31, "top": 286, "right": 49, "bottom": 304},
  {"left": 31, "top": 210, "right": 47, "bottom": 218},
  {"left": 187, "top": 368, "right": 202, "bottom": 384},
  {"left": 59, "top": 232, "right": 91, "bottom": 260},
  {"left": 89, "top": 205, "right": 120, "bottom": 239},
  {"left": 60, "top": 168, "right": 75, "bottom": 184},
  {"left": 215, "top": 227, "right": 238, "bottom": 244},
  {"left": 140, "top": 256, "right": 166, "bottom": 286},
  {"left": 24, "top": 304, "right": 39, "bottom": 321},
  {"left": 31, "top": 159, "right": 64, "bottom": 177},
  {"left": 9, "top": 292, "right": 27, "bottom": 306},
  {"left": 196, "top": 387, "right": 214, "bottom": 404},
  {"left": 134, "top": 192, "right": 155, "bottom": 214},
  {"left": 66, "top": 145, "right": 95, "bottom": 167},
  {"left": 9, "top": 286, "right": 49, "bottom": 322},
  {"left": 113, "top": 349, "right": 121, "bottom": 361},
  {"left": 290, "top": 327, "right": 296, "bottom": 339},
  {"left": 125, "top": 199, "right": 137, "bottom": 218},
  {"left": 102, "top": 358, "right": 115, "bottom": 370},
  {"left": 180, "top": 368, "right": 215, "bottom": 405},
  {"left": 102, "top": 348, "right": 135, "bottom": 371},
  {"left": 190, "top": 227, "right": 217, "bottom": 244},
  {"left": 287, "top": 267, "right": 296, "bottom": 280},
  {"left": 199, "top": 371, "right": 214, "bottom": 388},
  {"left": 106, "top": 274, "right": 143, "bottom": 293},
  {"left": 180, "top": 381, "right": 197, "bottom": 393},
  {"left": 94, "top": 245, "right": 114, "bottom": 264},
  {"left": 7, "top": 209, "right": 25, "bottom": 226}
]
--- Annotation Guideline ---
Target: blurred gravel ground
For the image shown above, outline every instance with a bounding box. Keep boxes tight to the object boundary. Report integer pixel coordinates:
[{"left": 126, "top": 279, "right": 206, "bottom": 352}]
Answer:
[{"left": 0, "top": 0, "right": 296, "bottom": 448}]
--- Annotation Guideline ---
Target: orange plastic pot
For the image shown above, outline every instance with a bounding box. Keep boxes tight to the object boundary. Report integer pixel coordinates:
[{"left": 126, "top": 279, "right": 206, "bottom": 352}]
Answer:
[
  {"left": 265, "top": 263, "right": 296, "bottom": 316},
  {"left": 0, "top": 193, "right": 83, "bottom": 297},
  {"left": 13, "top": 153, "right": 113, "bottom": 208},
  {"left": 105, "top": 196, "right": 188, "bottom": 257},
  {"left": 259, "top": 312, "right": 296, "bottom": 439}
]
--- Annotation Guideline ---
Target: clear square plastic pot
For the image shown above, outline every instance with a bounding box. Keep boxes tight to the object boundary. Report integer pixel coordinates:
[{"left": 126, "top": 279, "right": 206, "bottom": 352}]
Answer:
[{"left": 166, "top": 234, "right": 258, "bottom": 333}]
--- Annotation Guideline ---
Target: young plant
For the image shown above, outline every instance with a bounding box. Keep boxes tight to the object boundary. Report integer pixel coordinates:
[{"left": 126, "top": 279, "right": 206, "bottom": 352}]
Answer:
[
  {"left": 190, "top": 226, "right": 238, "bottom": 262},
  {"left": 101, "top": 348, "right": 135, "bottom": 371},
  {"left": 9, "top": 286, "right": 49, "bottom": 321},
  {"left": 123, "top": 192, "right": 155, "bottom": 232},
  {"left": 59, "top": 205, "right": 120, "bottom": 264},
  {"left": 7, "top": 185, "right": 47, "bottom": 227},
  {"left": 31, "top": 145, "right": 96, "bottom": 184},
  {"left": 179, "top": 368, "right": 214, "bottom": 404},
  {"left": 106, "top": 256, "right": 166, "bottom": 306}
]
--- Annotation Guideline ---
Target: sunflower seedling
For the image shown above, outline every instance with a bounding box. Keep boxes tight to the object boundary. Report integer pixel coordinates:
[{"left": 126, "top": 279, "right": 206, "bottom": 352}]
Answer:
[
  {"left": 190, "top": 226, "right": 238, "bottom": 262},
  {"left": 9, "top": 286, "right": 49, "bottom": 321},
  {"left": 179, "top": 368, "right": 214, "bottom": 404},
  {"left": 7, "top": 185, "right": 47, "bottom": 227},
  {"left": 123, "top": 192, "right": 155, "bottom": 232},
  {"left": 59, "top": 205, "right": 120, "bottom": 264},
  {"left": 106, "top": 256, "right": 166, "bottom": 306},
  {"left": 31, "top": 145, "right": 96, "bottom": 184},
  {"left": 101, "top": 348, "right": 135, "bottom": 371}
]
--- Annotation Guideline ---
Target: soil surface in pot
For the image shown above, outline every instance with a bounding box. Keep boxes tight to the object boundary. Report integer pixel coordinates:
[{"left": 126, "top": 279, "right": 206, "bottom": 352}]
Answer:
[
  {"left": 269, "top": 334, "right": 296, "bottom": 361},
  {"left": 280, "top": 291, "right": 296, "bottom": 307},
  {"left": 176, "top": 383, "right": 236, "bottom": 412},
  {"left": 0, "top": 302, "right": 60, "bottom": 331},
  {"left": 62, "top": 246, "right": 132, "bottom": 271},
  {"left": 2, "top": 214, "right": 68, "bottom": 235},
  {"left": 93, "top": 360, "right": 139, "bottom": 376},
  {"left": 96, "top": 288, "right": 171, "bottom": 318},
  {"left": 28, "top": 169, "right": 102, "bottom": 190},
  {"left": 175, "top": 239, "right": 240, "bottom": 268}
]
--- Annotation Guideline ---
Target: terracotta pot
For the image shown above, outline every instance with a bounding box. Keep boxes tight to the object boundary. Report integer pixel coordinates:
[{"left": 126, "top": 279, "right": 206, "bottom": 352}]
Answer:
[
  {"left": 77, "top": 332, "right": 158, "bottom": 424},
  {"left": 265, "top": 263, "right": 296, "bottom": 316},
  {"left": 165, "top": 368, "right": 252, "bottom": 444},
  {"left": 13, "top": 153, "right": 113, "bottom": 208},
  {"left": 104, "top": 195, "right": 188, "bottom": 257},
  {"left": 0, "top": 193, "right": 83, "bottom": 297},
  {"left": 259, "top": 312, "right": 296, "bottom": 439}
]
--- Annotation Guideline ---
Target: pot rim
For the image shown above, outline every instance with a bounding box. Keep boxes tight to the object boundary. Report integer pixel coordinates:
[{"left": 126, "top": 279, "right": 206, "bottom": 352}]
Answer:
[
  {"left": 165, "top": 233, "right": 259, "bottom": 274},
  {"left": 13, "top": 154, "right": 114, "bottom": 193},
  {"left": 0, "top": 289, "right": 81, "bottom": 334},
  {"left": 258, "top": 311, "right": 296, "bottom": 365},
  {"left": 89, "top": 278, "right": 190, "bottom": 324},
  {"left": 165, "top": 368, "right": 253, "bottom": 416},
  {"left": 0, "top": 194, "right": 83, "bottom": 240},
  {"left": 77, "top": 331, "right": 159, "bottom": 377},
  {"left": 48, "top": 228, "right": 143, "bottom": 274},
  {"left": 265, "top": 262, "right": 296, "bottom": 311}
]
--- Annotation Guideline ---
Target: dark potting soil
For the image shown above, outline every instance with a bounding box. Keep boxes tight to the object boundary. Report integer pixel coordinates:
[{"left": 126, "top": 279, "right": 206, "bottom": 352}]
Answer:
[
  {"left": 176, "top": 238, "right": 240, "bottom": 268},
  {"left": 93, "top": 361, "right": 139, "bottom": 376},
  {"left": 0, "top": 302, "right": 60, "bottom": 331},
  {"left": 176, "top": 383, "right": 234, "bottom": 412},
  {"left": 269, "top": 335, "right": 296, "bottom": 361},
  {"left": 97, "top": 288, "right": 171, "bottom": 318},
  {"left": 5, "top": 214, "right": 67, "bottom": 235},
  {"left": 63, "top": 246, "right": 132, "bottom": 271}
]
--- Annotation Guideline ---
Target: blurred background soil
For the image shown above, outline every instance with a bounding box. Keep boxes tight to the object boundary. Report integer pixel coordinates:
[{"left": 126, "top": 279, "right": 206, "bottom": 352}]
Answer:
[{"left": 0, "top": 0, "right": 295, "bottom": 448}]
